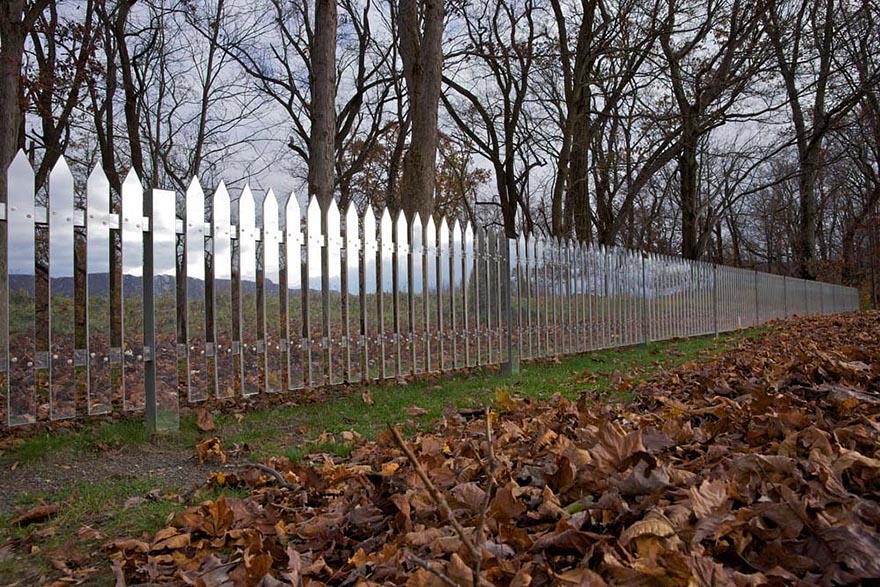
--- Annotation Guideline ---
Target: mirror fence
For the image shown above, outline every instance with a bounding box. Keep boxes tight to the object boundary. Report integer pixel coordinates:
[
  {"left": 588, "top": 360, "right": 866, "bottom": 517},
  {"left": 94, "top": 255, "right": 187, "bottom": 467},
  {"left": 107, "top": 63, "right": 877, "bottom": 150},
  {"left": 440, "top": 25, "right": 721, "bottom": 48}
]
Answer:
[{"left": 0, "top": 154, "right": 861, "bottom": 428}]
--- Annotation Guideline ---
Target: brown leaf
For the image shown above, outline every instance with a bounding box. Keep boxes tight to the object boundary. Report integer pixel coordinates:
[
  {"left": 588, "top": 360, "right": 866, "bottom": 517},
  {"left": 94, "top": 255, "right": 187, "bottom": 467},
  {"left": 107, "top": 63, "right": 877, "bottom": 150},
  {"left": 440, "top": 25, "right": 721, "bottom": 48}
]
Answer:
[
  {"left": 405, "top": 405, "right": 428, "bottom": 416},
  {"left": 195, "top": 406, "right": 216, "bottom": 431},
  {"left": 9, "top": 503, "right": 60, "bottom": 526}
]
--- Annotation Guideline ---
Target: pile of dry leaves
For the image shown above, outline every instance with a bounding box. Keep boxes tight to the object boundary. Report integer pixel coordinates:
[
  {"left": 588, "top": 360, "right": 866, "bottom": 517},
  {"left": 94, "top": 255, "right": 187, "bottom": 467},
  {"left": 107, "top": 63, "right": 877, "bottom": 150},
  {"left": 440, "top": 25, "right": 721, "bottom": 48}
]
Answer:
[{"left": 108, "top": 312, "right": 880, "bottom": 586}]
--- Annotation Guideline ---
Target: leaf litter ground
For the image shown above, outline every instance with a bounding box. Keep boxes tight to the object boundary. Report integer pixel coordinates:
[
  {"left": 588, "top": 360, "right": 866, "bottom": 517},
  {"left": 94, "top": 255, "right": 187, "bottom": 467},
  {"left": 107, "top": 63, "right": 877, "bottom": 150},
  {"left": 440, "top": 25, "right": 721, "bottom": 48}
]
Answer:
[
  {"left": 106, "top": 311, "right": 880, "bottom": 586},
  {"left": 19, "top": 312, "right": 880, "bottom": 585}
]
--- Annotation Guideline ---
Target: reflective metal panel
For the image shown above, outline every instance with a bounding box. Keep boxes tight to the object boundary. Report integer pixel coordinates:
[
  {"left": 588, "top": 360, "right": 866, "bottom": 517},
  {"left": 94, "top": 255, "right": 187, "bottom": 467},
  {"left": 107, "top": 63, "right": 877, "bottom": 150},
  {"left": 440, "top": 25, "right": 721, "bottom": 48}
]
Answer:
[
  {"left": 185, "top": 178, "right": 208, "bottom": 402},
  {"left": 305, "top": 196, "right": 323, "bottom": 386},
  {"left": 152, "top": 189, "right": 179, "bottom": 431},
  {"left": 344, "top": 202, "right": 362, "bottom": 382},
  {"left": 411, "top": 214, "right": 426, "bottom": 374},
  {"left": 489, "top": 230, "right": 501, "bottom": 364},
  {"left": 285, "top": 193, "right": 304, "bottom": 390},
  {"left": 263, "top": 190, "right": 283, "bottom": 393},
  {"left": 476, "top": 228, "right": 489, "bottom": 365},
  {"left": 438, "top": 218, "right": 451, "bottom": 371},
  {"left": 121, "top": 170, "right": 144, "bottom": 411},
  {"left": 6, "top": 153, "right": 37, "bottom": 425},
  {"left": 212, "top": 183, "right": 235, "bottom": 398},
  {"left": 425, "top": 217, "right": 440, "bottom": 372},
  {"left": 464, "top": 223, "right": 476, "bottom": 367},
  {"left": 363, "top": 206, "right": 380, "bottom": 380},
  {"left": 396, "top": 211, "right": 411, "bottom": 376},
  {"left": 48, "top": 159, "right": 76, "bottom": 420},
  {"left": 452, "top": 221, "right": 465, "bottom": 369},
  {"left": 326, "top": 200, "right": 344, "bottom": 385},
  {"left": 86, "top": 166, "right": 113, "bottom": 414},
  {"left": 516, "top": 235, "right": 528, "bottom": 359},
  {"left": 380, "top": 208, "right": 395, "bottom": 378},
  {"left": 238, "top": 187, "right": 260, "bottom": 396}
]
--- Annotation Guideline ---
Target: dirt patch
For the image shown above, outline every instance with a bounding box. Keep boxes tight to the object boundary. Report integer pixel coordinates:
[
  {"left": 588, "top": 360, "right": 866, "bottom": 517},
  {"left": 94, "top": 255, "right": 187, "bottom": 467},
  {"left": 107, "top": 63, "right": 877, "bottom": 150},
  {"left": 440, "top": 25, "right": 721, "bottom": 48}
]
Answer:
[{"left": 0, "top": 442, "right": 247, "bottom": 513}]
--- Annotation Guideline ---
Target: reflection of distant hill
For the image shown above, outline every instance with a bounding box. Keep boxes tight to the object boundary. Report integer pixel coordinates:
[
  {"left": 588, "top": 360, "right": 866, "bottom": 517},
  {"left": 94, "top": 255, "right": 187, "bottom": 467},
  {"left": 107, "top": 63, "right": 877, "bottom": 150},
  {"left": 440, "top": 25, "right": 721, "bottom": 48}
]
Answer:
[{"left": 8, "top": 274, "right": 283, "bottom": 297}]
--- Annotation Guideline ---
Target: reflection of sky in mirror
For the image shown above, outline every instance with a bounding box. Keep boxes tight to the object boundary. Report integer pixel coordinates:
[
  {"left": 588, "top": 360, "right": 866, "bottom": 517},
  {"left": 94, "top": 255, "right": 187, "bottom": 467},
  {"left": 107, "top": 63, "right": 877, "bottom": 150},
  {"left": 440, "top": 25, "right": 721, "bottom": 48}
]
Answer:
[
  {"left": 239, "top": 187, "right": 257, "bottom": 283},
  {"left": 87, "top": 166, "right": 111, "bottom": 274},
  {"left": 214, "top": 184, "right": 232, "bottom": 281},
  {"left": 121, "top": 170, "right": 144, "bottom": 278},
  {"left": 153, "top": 190, "right": 177, "bottom": 277},
  {"left": 49, "top": 159, "right": 75, "bottom": 278},
  {"left": 306, "top": 197, "right": 322, "bottom": 291},
  {"left": 7, "top": 154, "right": 35, "bottom": 276},
  {"left": 264, "top": 190, "right": 280, "bottom": 275},
  {"left": 187, "top": 179, "right": 206, "bottom": 281},
  {"left": 327, "top": 201, "right": 341, "bottom": 292}
]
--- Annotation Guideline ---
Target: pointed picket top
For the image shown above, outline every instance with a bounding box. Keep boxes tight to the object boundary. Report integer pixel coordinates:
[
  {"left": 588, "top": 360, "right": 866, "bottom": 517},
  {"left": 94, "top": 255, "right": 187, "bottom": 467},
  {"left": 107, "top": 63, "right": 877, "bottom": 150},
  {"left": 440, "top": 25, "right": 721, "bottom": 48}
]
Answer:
[
  {"left": 395, "top": 210, "right": 408, "bottom": 249},
  {"left": 263, "top": 189, "right": 279, "bottom": 233},
  {"left": 378, "top": 206, "right": 392, "bottom": 248},
  {"left": 214, "top": 182, "right": 231, "bottom": 226},
  {"left": 411, "top": 212, "right": 423, "bottom": 253},
  {"left": 238, "top": 185, "right": 256, "bottom": 230},
  {"left": 518, "top": 232, "right": 527, "bottom": 258},
  {"left": 186, "top": 177, "right": 205, "bottom": 229},
  {"left": 463, "top": 221, "right": 474, "bottom": 259},
  {"left": 439, "top": 216, "right": 450, "bottom": 245},
  {"left": 363, "top": 204, "right": 376, "bottom": 243},
  {"left": 305, "top": 194, "right": 321, "bottom": 239},
  {"left": 326, "top": 196, "right": 340, "bottom": 229},
  {"left": 345, "top": 201, "right": 359, "bottom": 245},
  {"left": 7, "top": 150, "right": 33, "bottom": 204},
  {"left": 86, "top": 163, "right": 109, "bottom": 190},
  {"left": 425, "top": 215, "right": 437, "bottom": 250},
  {"left": 48, "top": 157, "right": 74, "bottom": 215},
  {"left": 284, "top": 193, "right": 300, "bottom": 247},
  {"left": 49, "top": 156, "right": 73, "bottom": 189}
]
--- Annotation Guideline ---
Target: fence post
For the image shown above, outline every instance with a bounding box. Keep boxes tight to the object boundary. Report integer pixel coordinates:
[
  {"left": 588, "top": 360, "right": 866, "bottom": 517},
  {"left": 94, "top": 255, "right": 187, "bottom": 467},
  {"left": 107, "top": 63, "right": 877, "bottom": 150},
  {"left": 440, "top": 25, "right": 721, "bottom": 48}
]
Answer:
[
  {"left": 501, "top": 236, "right": 519, "bottom": 376},
  {"left": 712, "top": 264, "right": 718, "bottom": 337},
  {"left": 783, "top": 275, "right": 788, "bottom": 317}
]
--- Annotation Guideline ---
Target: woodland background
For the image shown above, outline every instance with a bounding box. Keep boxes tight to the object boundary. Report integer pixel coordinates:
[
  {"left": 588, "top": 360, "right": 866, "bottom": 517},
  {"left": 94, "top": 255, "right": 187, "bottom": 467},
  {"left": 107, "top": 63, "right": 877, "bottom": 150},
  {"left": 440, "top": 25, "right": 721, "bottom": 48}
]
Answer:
[{"left": 1, "top": 0, "right": 879, "bottom": 300}]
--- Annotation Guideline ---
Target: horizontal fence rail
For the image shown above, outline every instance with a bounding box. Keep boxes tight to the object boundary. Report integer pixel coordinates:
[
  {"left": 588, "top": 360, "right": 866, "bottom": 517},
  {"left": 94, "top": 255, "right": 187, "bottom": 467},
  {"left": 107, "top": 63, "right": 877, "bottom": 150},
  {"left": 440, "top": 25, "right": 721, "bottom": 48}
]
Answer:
[{"left": 0, "top": 153, "right": 861, "bottom": 429}]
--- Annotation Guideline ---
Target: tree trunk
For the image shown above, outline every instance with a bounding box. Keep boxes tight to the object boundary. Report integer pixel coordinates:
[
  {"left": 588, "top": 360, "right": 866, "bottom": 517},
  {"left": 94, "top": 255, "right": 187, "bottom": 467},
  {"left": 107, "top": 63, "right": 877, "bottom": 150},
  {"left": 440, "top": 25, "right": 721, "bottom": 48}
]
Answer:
[
  {"left": 309, "top": 0, "right": 337, "bottom": 210},
  {"left": 398, "top": 0, "right": 444, "bottom": 222},
  {"left": 796, "top": 145, "right": 821, "bottom": 279},
  {"left": 679, "top": 119, "right": 700, "bottom": 260},
  {"left": 0, "top": 0, "right": 28, "bottom": 204}
]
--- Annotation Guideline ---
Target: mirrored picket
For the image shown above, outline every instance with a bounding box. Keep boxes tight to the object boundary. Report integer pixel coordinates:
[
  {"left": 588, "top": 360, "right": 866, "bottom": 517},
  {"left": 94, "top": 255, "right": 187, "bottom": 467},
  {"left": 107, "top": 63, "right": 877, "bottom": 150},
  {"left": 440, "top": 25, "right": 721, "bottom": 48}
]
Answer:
[
  {"left": 152, "top": 189, "right": 179, "bottom": 431},
  {"left": 48, "top": 160, "right": 76, "bottom": 420},
  {"left": 238, "top": 188, "right": 260, "bottom": 396},
  {"left": 425, "top": 217, "right": 440, "bottom": 372},
  {"left": 396, "top": 212, "right": 411, "bottom": 376},
  {"left": 344, "top": 202, "right": 362, "bottom": 382},
  {"left": 86, "top": 166, "right": 113, "bottom": 414},
  {"left": 438, "top": 219, "right": 451, "bottom": 371},
  {"left": 121, "top": 170, "right": 145, "bottom": 411},
  {"left": 185, "top": 179, "right": 208, "bottom": 402},
  {"left": 285, "top": 194, "right": 304, "bottom": 390},
  {"left": 363, "top": 207, "right": 380, "bottom": 380},
  {"left": 213, "top": 184, "right": 235, "bottom": 398},
  {"left": 464, "top": 223, "right": 476, "bottom": 367},
  {"left": 305, "top": 196, "right": 323, "bottom": 386},
  {"left": 263, "top": 191, "right": 283, "bottom": 393},
  {"left": 379, "top": 208, "right": 395, "bottom": 378},
  {"left": 326, "top": 200, "right": 344, "bottom": 385},
  {"left": 6, "top": 154, "right": 37, "bottom": 425},
  {"left": 411, "top": 215, "right": 426, "bottom": 374},
  {"left": 452, "top": 221, "right": 465, "bottom": 370}
]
